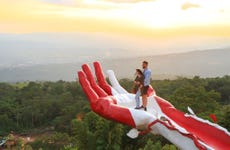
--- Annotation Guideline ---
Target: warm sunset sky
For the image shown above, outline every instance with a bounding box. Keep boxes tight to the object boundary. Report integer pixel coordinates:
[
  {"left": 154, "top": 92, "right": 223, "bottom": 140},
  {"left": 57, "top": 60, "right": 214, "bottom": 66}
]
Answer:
[{"left": 0, "top": 0, "right": 230, "bottom": 38}]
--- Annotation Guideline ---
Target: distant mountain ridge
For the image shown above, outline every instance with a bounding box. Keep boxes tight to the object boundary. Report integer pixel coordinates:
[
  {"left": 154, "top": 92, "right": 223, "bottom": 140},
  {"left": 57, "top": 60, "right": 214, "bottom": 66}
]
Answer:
[
  {"left": 1, "top": 33, "right": 229, "bottom": 68},
  {"left": 104, "top": 48, "right": 230, "bottom": 79},
  {"left": 0, "top": 48, "right": 229, "bottom": 82}
]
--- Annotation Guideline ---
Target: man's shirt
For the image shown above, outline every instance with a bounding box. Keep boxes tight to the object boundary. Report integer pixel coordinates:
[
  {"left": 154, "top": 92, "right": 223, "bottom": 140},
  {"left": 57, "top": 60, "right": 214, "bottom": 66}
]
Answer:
[{"left": 143, "top": 68, "right": 151, "bottom": 86}]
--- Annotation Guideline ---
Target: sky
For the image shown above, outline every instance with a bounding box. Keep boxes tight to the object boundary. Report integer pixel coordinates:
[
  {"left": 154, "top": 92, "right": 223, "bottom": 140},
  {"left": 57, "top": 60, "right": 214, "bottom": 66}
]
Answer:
[
  {"left": 0, "top": 0, "right": 230, "bottom": 67},
  {"left": 0, "top": 0, "right": 230, "bottom": 37}
]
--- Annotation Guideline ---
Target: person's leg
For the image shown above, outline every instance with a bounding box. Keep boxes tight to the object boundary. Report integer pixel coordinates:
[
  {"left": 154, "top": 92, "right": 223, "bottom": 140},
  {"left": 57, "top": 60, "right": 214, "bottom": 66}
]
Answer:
[
  {"left": 141, "top": 86, "right": 149, "bottom": 111},
  {"left": 142, "top": 94, "right": 147, "bottom": 108},
  {"left": 135, "top": 89, "right": 141, "bottom": 108}
]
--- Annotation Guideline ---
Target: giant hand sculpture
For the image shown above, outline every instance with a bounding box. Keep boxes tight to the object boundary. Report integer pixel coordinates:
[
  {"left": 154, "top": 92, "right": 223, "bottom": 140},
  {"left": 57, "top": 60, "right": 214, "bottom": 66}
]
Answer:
[
  {"left": 78, "top": 62, "right": 154, "bottom": 128},
  {"left": 78, "top": 62, "right": 230, "bottom": 150}
]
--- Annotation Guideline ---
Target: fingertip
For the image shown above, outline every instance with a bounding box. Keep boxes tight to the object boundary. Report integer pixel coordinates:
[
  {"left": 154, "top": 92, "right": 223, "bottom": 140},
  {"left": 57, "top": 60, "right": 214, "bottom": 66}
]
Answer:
[
  {"left": 82, "top": 64, "right": 90, "bottom": 72},
  {"left": 93, "top": 61, "right": 100, "bottom": 67},
  {"left": 77, "top": 70, "right": 99, "bottom": 101},
  {"left": 93, "top": 61, "right": 112, "bottom": 95},
  {"left": 93, "top": 61, "right": 104, "bottom": 78},
  {"left": 82, "top": 64, "right": 93, "bottom": 79},
  {"left": 78, "top": 71, "right": 88, "bottom": 86},
  {"left": 78, "top": 70, "right": 86, "bottom": 80}
]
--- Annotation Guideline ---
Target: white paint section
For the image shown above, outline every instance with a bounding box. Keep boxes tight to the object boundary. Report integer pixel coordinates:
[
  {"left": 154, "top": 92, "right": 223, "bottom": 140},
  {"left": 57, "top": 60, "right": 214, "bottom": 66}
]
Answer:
[
  {"left": 106, "top": 69, "right": 227, "bottom": 150},
  {"left": 187, "top": 106, "right": 196, "bottom": 115},
  {"left": 128, "top": 107, "right": 156, "bottom": 128},
  {"left": 127, "top": 128, "right": 140, "bottom": 139},
  {"left": 107, "top": 70, "right": 128, "bottom": 94},
  {"left": 111, "top": 87, "right": 119, "bottom": 95},
  {"left": 150, "top": 123, "right": 199, "bottom": 150},
  {"left": 114, "top": 93, "right": 136, "bottom": 107}
]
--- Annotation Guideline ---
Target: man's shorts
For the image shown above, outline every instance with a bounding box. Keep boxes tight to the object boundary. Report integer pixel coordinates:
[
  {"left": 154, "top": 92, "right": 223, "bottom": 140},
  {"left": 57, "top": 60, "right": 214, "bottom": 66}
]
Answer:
[{"left": 141, "top": 85, "right": 149, "bottom": 96}]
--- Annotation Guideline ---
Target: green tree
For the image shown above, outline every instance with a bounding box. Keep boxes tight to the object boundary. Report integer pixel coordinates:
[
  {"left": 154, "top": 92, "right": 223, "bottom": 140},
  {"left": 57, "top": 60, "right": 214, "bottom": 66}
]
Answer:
[
  {"left": 206, "top": 75, "right": 230, "bottom": 104},
  {"left": 143, "top": 139, "right": 155, "bottom": 150},
  {"left": 218, "top": 105, "right": 230, "bottom": 130},
  {"left": 24, "top": 145, "right": 33, "bottom": 150},
  {"left": 107, "top": 123, "right": 123, "bottom": 150},
  {"left": 16, "top": 137, "right": 24, "bottom": 150},
  {"left": 141, "top": 140, "right": 162, "bottom": 150},
  {"left": 30, "top": 132, "right": 71, "bottom": 150},
  {"left": 71, "top": 119, "right": 88, "bottom": 149},
  {"left": 0, "top": 77, "right": 229, "bottom": 150},
  {"left": 95, "top": 118, "right": 110, "bottom": 150},
  {"left": 161, "top": 144, "right": 178, "bottom": 150},
  {"left": 170, "top": 85, "right": 220, "bottom": 116}
]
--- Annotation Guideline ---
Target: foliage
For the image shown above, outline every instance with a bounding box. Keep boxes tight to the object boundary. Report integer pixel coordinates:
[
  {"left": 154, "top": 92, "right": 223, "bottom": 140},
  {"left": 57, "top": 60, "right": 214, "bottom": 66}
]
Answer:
[
  {"left": 161, "top": 144, "right": 178, "bottom": 150},
  {"left": 29, "top": 132, "right": 71, "bottom": 150},
  {"left": 143, "top": 140, "right": 162, "bottom": 150},
  {"left": 206, "top": 75, "right": 230, "bottom": 104},
  {"left": 70, "top": 112, "right": 123, "bottom": 150},
  {"left": 0, "top": 81, "right": 88, "bottom": 134},
  {"left": 0, "top": 76, "right": 230, "bottom": 149}
]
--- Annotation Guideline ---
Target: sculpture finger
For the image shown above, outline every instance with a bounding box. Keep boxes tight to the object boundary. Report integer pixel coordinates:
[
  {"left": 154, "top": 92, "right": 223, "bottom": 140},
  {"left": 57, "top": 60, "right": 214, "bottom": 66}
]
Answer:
[
  {"left": 78, "top": 71, "right": 99, "bottom": 103},
  {"left": 93, "top": 61, "right": 112, "bottom": 95},
  {"left": 107, "top": 70, "right": 128, "bottom": 94},
  {"left": 82, "top": 64, "right": 108, "bottom": 97}
]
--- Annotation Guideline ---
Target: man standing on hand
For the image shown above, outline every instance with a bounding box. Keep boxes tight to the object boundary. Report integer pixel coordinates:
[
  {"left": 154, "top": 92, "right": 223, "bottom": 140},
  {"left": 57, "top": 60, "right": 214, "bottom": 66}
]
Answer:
[{"left": 141, "top": 61, "right": 151, "bottom": 111}]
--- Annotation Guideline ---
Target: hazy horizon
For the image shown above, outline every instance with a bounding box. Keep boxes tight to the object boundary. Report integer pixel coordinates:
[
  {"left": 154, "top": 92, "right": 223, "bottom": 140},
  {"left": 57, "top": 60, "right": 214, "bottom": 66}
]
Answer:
[
  {"left": 1, "top": 32, "right": 230, "bottom": 68},
  {"left": 1, "top": 48, "right": 230, "bottom": 82}
]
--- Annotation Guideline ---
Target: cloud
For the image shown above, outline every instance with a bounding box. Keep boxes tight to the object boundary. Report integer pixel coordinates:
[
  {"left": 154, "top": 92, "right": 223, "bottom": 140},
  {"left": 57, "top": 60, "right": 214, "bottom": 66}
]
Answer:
[
  {"left": 40, "top": 0, "right": 77, "bottom": 5},
  {"left": 104, "top": 0, "right": 154, "bottom": 3},
  {"left": 39, "top": 0, "right": 120, "bottom": 9},
  {"left": 219, "top": 9, "right": 225, "bottom": 13},
  {"left": 181, "top": 2, "right": 201, "bottom": 10},
  {"left": 38, "top": 0, "right": 151, "bottom": 12},
  {"left": 41, "top": 0, "right": 154, "bottom": 5}
]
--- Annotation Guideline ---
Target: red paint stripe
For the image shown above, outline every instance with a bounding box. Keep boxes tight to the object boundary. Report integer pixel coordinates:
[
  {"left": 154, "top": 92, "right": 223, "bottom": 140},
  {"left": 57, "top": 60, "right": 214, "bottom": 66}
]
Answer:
[
  {"left": 147, "top": 85, "right": 156, "bottom": 96},
  {"left": 78, "top": 68, "right": 135, "bottom": 128},
  {"left": 94, "top": 97, "right": 136, "bottom": 128},
  {"left": 155, "top": 96, "right": 230, "bottom": 150},
  {"left": 209, "top": 114, "right": 217, "bottom": 123}
]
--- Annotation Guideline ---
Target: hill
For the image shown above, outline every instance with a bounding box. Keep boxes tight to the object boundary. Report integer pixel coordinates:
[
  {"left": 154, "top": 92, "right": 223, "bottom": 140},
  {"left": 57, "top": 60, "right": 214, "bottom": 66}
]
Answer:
[
  {"left": 0, "top": 48, "right": 229, "bottom": 82},
  {"left": 105, "top": 48, "right": 230, "bottom": 79}
]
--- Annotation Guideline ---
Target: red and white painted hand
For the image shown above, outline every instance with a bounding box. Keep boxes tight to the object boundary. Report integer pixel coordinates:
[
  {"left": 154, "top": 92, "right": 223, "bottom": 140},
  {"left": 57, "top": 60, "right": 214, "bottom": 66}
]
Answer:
[
  {"left": 78, "top": 62, "right": 230, "bottom": 150},
  {"left": 78, "top": 62, "right": 155, "bottom": 129}
]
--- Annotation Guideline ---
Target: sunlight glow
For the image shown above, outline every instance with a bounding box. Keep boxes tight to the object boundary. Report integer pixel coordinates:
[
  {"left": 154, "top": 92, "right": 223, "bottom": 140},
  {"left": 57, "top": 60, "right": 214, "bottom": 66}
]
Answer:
[{"left": 0, "top": 0, "right": 229, "bottom": 36}]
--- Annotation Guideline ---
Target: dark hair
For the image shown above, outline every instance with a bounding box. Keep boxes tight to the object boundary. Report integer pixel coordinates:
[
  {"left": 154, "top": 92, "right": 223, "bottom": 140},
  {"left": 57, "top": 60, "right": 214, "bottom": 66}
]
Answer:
[
  {"left": 143, "top": 61, "right": 148, "bottom": 65},
  {"left": 136, "top": 69, "right": 143, "bottom": 76}
]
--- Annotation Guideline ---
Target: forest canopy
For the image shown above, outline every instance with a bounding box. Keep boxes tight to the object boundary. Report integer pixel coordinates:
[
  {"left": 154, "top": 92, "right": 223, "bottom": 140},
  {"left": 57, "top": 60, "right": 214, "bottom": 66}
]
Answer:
[{"left": 0, "top": 76, "right": 229, "bottom": 149}]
